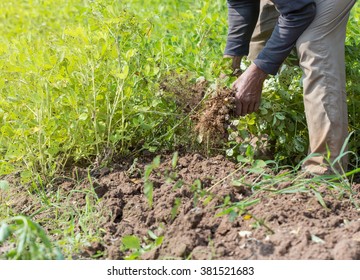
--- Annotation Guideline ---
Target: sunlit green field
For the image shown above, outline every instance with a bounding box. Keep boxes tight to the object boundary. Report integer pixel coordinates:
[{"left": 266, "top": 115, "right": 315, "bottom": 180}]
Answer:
[{"left": 0, "top": 0, "right": 359, "bottom": 259}]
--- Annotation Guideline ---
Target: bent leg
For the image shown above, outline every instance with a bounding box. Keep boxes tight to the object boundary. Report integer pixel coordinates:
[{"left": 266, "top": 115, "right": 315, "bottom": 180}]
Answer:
[
  {"left": 296, "top": 0, "right": 355, "bottom": 174},
  {"left": 248, "top": 0, "right": 278, "bottom": 61}
]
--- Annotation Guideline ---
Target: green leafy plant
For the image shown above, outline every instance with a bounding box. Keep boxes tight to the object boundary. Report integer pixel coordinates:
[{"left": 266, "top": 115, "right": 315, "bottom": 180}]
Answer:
[
  {"left": 0, "top": 0, "right": 183, "bottom": 183},
  {"left": 345, "top": 5, "right": 360, "bottom": 164},
  {"left": 143, "top": 155, "right": 161, "bottom": 208},
  {"left": 217, "top": 198, "right": 260, "bottom": 223},
  {"left": 121, "top": 230, "right": 164, "bottom": 260},
  {"left": 0, "top": 216, "right": 63, "bottom": 260},
  {"left": 225, "top": 65, "right": 308, "bottom": 165}
]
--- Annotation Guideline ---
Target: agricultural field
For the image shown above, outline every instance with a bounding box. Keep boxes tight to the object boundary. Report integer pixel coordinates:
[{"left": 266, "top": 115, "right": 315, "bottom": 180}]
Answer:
[{"left": 0, "top": 0, "right": 360, "bottom": 260}]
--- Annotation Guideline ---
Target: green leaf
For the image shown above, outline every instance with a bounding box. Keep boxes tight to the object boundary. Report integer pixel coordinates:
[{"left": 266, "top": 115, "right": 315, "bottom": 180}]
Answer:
[
  {"left": 275, "top": 113, "right": 286, "bottom": 120},
  {"left": 311, "top": 234, "right": 325, "bottom": 244},
  {"left": 119, "top": 64, "right": 129, "bottom": 79},
  {"left": 171, "top": 197, "right": 181, "bottom": 220},
  {"left": 171, "top": 152, "right": 179, "bottom": 169},
  {"left": 155, "top": 236, "right": 164, "bottom": 247},
  {"left": 223, "top": 195, "right": 231, "bottom": 206},
  {"left": 235, "top": 198, "right": 261, "bottom": 209},
  {"left": 126, "top": 49, "right": 136, "bottom": 59},
  {"left": 147, "top": 230, "right": 157, "bottom": 240},
  {"left": 122, "top": 235, "right": 141, "bottom": 250},
  {"left": 144, "top": 64, "right": 150, "bottom": 75},
  {"left": 237, "top": 155, "right": 250, "bottom": 163},
  {"left": 192, "top": 179, "right": 201, "bottom": 190},
  {"left": 78, "top": 113, "right": 88, "bottom": 121},
  {"left": 173, "top": 180, "right": 183, "bottom": 189},
  {"left": 247, "top": 167, "right": 264, "bottom": 174},
  {"left": 0, "top": 180, "right": 9, "bottom": 191},
  {"left": 312, "top": 189, "right": 329, "bottom": 210},
  {"left": 152, "top": 66, "right": 160, "bottom": 76},
  {"left": 232, "top": 180, "right": 242, "bottom": 187},
  {"left": 144, "top": 181, "right": 153, "bottom": 208},
  {"left": 32, "top": 220, "right": 52, "bottom": 248},
  {"left": 229, "top": 210, "right": 239, "bottom": 222},
  {"left": 216, "top": 207, "right": 234, "bottom": 217},
  {"left": 152, "top": 155, "right": 161, "bottom": 168},
  {"left": 124, "top": 252, "right": 141, "bottom": 260},
  {"left": 253, "top": 160, "right": 267, "bottom": 169},
  {"left": 260, "top": 108, "right": 268, "bottom": 115},
  {"left": 17, "top": 231, "right": 27, "bottom": 256},
  {"left": 144, "top": 165, "right": 153, "bottom": 181},
  {"left": 0, "top": 223, "right": 11, "bottom": 243},
  {"left": 245, "top": 145, "right": 254, "bottom": 159},
  {"left": 272, "top": 116, "right": 277, "bottom": 126},
  {"left": 148, "top": 146, "right": 158, "bottom": 153},
  {"left": 226, "top": 148, "right": 234, "bottom": 157}
]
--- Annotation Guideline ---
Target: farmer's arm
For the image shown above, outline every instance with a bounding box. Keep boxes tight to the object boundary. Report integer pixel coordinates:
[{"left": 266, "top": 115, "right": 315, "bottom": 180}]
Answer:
[
  {"left": 224, "top": 0, "right": 260, "bottom": 58},
  {"left": 233, "top": 0, "right": 316, "bottom": 116},
  {"left": 254, "top": 0, "right": 317, "bottom": 75}
]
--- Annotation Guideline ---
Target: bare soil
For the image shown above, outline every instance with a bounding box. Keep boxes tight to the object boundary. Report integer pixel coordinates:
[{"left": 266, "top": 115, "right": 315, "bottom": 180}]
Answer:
[{"left": 75, "top": 154, "right": 360, "bottom": 260}]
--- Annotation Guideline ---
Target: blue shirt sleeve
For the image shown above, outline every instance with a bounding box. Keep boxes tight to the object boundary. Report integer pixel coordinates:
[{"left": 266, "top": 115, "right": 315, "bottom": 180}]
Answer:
[
  {"left": 254, "top": 0, "right": 316, "bottom": 74},
  {"left": 224, "top": 0, "right": 316, "bottom": 75},
  {"left": 225, "top": 0, "right": 260, "bottom": 57}
]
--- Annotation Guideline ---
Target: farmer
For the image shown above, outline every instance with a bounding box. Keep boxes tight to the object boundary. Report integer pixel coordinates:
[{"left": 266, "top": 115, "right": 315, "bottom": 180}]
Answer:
[{"left": 225, "top": 0, "right": 356, "bottom": 175}]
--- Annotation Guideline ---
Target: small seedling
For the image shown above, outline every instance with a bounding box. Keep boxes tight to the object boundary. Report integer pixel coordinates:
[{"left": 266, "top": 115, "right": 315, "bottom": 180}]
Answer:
[
  {"left": 171, "top": 197, "right": 182, "bottom": 220},
  {"left": 171, "top": 151, "right": 179, "bottom": 170},
  {"left": 216, "top": 198, "right": 260, "bottom": 222},
  {"left": 190, "top": 179, "right": 209, "bottom": 207},
  {"left": 121, "top": 230, "right": 164, "bottom": 260},
  {"left": 143, "top": 156, "right": 161, "bottom": 208}
]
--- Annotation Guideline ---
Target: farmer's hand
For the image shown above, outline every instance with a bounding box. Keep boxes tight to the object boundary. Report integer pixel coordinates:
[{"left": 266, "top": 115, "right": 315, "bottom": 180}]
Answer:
[{"left": 232, "top": 63, "right": 268, "bottom": 116}]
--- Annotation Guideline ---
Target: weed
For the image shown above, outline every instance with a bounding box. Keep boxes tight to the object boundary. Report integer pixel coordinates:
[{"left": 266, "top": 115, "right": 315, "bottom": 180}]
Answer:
[
  {"left": 143, "top": 155, "right": 161, "bottom": 208},
  {"left": 170, "top": 198, "right": 182, "bottom": 220},
  {"left": 171, "top": 151, "right": 179, "bottom": 170},
  {"left": 190, "top": 179, "right": 210, "bottom": 207},
  {"left": 0, "top": 215, "right": 63, "bottom": 260},
  {"left": 121, "top": 230, "right": 164, "bottom": 260}
]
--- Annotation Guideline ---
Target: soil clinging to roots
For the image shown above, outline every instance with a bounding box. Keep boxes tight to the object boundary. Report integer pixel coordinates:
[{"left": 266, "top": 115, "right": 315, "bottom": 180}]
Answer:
[{"left": 161, "top": 74, "right": 236, "bottom": 146}]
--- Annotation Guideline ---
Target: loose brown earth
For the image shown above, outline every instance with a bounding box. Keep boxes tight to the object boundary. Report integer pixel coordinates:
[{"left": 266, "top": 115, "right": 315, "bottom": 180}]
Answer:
[{"left": 68, "top": 153, "right": 359, "bottom": 260}]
